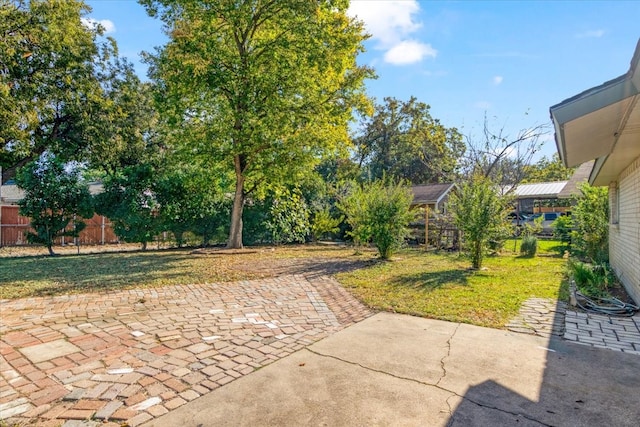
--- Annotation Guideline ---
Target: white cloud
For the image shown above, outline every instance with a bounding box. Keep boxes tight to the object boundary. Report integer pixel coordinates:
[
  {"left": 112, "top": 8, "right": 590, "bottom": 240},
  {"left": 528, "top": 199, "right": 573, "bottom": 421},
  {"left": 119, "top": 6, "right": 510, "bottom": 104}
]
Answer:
[
  {"left": 575, "top": 29, "right": 605, "bottom": 39},
  {"left": 81, "top": 17, "right": 116, "bottom": 34},
  {"left": 348, "top": 0, "right": 435, "bottom": 66},
  {"left": 493, "top": 76, "right": 503, "bottom": 85},
  {"left": 384, "top": 40, "right": 437, "bottom": 65}
]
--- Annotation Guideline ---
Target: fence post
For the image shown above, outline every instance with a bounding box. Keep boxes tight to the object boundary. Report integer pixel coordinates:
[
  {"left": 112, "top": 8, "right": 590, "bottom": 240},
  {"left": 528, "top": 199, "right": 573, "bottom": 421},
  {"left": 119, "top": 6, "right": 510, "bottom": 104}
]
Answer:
[
  {"left": 424, "top": 205, "right": 429, "bottom": 248},
  {"left": 101, "top": 215, "right": 105, "bottom": 245}
]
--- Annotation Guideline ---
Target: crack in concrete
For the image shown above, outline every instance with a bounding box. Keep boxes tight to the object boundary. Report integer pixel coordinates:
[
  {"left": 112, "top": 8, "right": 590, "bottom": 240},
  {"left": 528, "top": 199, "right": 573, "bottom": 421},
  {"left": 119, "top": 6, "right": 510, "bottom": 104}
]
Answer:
[
  {"left": 306, "top": 343, "right": 554, "bottom": 427},
  {"left": 437, "top": 322, "right": 460, "bottom": 387},
  {"left": 305, "top": 347, "right": 449, "bottom": 391}
]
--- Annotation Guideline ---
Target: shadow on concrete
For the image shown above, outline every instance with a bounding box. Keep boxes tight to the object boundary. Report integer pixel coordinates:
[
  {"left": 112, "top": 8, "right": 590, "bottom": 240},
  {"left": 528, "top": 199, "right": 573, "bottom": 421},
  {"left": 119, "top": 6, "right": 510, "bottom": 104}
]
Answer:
[{"left": 447, "top": 298, "right": 640, "bottom": 426}]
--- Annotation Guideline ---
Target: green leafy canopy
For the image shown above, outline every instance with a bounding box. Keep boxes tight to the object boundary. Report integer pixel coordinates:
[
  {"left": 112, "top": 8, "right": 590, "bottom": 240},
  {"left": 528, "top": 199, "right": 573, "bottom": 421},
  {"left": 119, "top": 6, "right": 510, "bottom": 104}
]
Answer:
[{"left": 141, "top": 0, "right": 375, "bottom": 248}]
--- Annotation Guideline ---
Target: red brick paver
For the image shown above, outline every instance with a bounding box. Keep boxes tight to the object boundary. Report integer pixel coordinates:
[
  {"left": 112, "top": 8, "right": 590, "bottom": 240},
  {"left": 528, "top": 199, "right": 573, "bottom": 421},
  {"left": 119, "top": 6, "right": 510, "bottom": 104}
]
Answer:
[{"left": 0, "top": 274, "right": 372, "bottom": 425}]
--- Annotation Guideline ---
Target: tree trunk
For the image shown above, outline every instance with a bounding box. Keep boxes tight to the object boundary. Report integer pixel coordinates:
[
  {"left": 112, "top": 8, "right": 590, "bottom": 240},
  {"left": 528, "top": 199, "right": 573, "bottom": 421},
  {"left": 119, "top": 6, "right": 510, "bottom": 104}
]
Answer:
[
  {"left": 227, "top": 162, "right": 245, "bottom": 249},
  {"left": 47, "top": 244, "right": 55, "bottom": 256}
]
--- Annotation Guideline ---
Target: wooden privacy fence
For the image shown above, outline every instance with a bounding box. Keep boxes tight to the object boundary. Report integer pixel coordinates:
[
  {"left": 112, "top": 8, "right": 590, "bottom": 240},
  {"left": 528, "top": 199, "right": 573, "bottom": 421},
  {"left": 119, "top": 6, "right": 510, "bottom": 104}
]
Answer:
[{"left": 0, "top": 205, "right": 118, "bottom": 247}]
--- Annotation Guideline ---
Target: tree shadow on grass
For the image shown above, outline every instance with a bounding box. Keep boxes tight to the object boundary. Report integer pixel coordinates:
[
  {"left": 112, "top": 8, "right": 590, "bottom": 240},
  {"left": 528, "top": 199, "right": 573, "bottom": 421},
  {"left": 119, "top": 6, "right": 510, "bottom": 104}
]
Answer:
[
  {"left": 0, "top": 251, "right": 202, "bottom": 298},
  {"left": 388, "top": 268, "right": 473, "bottom": 292}
]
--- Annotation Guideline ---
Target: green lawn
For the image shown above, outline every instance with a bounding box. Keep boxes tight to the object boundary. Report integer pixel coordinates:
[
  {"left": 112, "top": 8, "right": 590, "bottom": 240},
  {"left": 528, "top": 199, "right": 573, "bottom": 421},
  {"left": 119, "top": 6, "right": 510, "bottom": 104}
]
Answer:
[
  {"left": 0, "top": 241, "right": 568, "bottom": 330},
  {"left": 336, "top": 239, "right": 569, "bottom": 328}
]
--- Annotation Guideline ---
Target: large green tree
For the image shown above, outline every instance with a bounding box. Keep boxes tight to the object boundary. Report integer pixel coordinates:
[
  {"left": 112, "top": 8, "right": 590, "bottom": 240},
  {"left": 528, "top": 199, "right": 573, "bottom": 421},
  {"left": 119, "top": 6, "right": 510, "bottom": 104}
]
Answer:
[
  {"left": 0, "top": 0, "right": 120, "bottom": 178},
  {"left": 141, "top": 0, "right": 373, "bottom": 248},
  {"left": 88, "top": 60, "right": 160, "bottom": 176},
  {"left": 353, "top": 96, "right": 464, "bottom": 184}
]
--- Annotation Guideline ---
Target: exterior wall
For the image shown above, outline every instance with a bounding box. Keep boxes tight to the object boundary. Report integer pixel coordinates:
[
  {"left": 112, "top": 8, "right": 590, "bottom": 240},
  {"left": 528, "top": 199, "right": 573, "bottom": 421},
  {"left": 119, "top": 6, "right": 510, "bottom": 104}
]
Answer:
[{"left": 609, "top": 156, "right": 640, "bottom": 304}]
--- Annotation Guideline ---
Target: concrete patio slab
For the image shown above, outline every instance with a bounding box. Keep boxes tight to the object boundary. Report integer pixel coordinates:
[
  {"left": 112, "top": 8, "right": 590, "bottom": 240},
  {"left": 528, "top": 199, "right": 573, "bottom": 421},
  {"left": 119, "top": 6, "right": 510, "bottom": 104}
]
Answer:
[
  {"left": 144, "top": 312, "right": 640, "bottom": 427},
  {"left": 145, "top": 348, "right": 457, "bottom": 427}
]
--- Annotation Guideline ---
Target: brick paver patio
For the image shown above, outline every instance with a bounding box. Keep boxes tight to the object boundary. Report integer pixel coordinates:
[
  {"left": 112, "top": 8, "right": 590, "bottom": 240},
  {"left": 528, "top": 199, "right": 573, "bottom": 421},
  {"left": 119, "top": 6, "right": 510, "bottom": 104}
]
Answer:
[
  {"left": 0, "top": 274, "right": 372, "bottom": 426},
  {"left": 507, "top": 297, "right": 640, "bottom": 355}
]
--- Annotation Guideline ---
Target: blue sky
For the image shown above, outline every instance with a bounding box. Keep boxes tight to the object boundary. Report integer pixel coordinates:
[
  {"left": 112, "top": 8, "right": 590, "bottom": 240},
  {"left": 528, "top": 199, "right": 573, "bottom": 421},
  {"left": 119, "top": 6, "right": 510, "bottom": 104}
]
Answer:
[{"left": 85, "top": 0, "right": 640, "bottom": 159}]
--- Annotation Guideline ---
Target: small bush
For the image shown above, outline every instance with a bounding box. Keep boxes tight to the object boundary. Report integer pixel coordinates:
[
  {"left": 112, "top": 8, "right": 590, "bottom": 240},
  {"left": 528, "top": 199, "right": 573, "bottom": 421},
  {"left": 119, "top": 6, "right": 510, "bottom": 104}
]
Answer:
[
  {"left": 571, "top": 183, "right": 608, "bottom": 263},
  {"left": 520, "top": 235, "right": 538, "bottom": 257},
  {"left": 568, "top": 259, "right": 614, "bottom": 298},
  {"left": 339, "top": 178, "right": 416, "bottom": 259},
  {"left": 552, "top": 215, "right": 573, "bottom": 246},
  {"left": 311, "top": 208, "right": 344, "bottom": 241}
]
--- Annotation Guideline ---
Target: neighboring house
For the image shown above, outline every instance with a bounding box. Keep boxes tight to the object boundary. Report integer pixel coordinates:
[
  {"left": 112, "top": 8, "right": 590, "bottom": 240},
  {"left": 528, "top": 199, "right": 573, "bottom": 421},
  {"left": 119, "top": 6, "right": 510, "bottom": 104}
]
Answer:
[
  {"left": 410, "top": 182, "right": 456, "bottom": 214},
  {"left": 550, "top": 39, "right": 640, "bottom": 304}
]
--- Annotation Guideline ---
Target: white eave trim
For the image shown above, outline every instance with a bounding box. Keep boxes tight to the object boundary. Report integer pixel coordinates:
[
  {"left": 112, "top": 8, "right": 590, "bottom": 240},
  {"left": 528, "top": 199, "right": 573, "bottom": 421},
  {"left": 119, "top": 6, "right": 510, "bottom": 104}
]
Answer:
[{"left": 551, "top": 39, "right": 640, "bottom": 170}]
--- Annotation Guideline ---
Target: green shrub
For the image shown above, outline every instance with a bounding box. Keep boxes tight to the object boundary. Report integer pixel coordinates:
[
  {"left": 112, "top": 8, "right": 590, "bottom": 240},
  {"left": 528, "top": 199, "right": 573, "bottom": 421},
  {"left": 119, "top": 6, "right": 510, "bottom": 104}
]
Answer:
[
  {"left": 568, "top": 259, "right": 614, "bottom": 298},
  {"left": 571, "top": 183, "right": 608, "bottom": 263},
  {"left": 310, "top": 208, "right": 344, "bottom": 241},
  {"left": 448, "top": 174, "right": 512, "bottom": 269},
  {"left": 552, "top": 215, "right": 573, "bottom": 246},
  {"left": 520, "top": 235, "right": 538, "bottom": 257},
  {"left": 521, "top": 215, "right": 542, "bottom": 237},
  {"left": 339, "top": 178, "right": 416, "bottom": 259},
  {"left": 265, "top": 189, "right": 310, "bottom": 244}
]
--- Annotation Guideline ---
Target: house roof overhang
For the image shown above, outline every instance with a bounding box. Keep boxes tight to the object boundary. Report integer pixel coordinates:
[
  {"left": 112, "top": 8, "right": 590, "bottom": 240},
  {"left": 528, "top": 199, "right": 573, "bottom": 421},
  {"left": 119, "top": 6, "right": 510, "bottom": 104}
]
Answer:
[
  {"left": 550, "top": 39, "right": 640, "bottom": 186},
  {"left": 509, "top": 181, "right": 568, "bottom": 200},
  {"left": 410, "top": 183, "right": 456, "bottom": 206}
]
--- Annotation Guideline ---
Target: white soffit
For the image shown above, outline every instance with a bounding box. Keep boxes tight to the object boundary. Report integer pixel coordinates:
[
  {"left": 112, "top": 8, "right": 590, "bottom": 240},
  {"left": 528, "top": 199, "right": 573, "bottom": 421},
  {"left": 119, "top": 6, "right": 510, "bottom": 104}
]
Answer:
[
  {"left": 561, "top": 97, "right": 634, "bottom": 167},
  {"left": 551, "top": 39, "right": 640, "bottom": 182},
  {"left": 591, "top": 97, "right": 640, "bottom": 185}
]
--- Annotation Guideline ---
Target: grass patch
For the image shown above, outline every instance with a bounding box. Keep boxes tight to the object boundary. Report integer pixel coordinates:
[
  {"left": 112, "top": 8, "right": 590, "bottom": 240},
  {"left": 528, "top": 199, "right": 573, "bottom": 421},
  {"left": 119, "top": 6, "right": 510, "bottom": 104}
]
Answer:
[{"left": 337, "top": 241, "right": 568, "bottom": 329}]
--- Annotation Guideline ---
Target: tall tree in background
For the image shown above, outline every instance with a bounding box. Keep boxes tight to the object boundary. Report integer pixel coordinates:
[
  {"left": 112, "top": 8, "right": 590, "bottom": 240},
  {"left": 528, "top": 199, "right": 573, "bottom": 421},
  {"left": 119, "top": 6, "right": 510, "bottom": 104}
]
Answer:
[
  {"left": 522, "top": 153, "right": 575, "bottom": 183},
  {"left": 88, "top": 59, "right": 160, "bottom": 177},
  {"left": 141, "top": 0, "right": 373, "bottom": 248},
  {"left": 0, "top": 0, "right": 121, "bottom": 179},
  {"left": 353, "top": 97, "right": 464, "bottom": 184}
]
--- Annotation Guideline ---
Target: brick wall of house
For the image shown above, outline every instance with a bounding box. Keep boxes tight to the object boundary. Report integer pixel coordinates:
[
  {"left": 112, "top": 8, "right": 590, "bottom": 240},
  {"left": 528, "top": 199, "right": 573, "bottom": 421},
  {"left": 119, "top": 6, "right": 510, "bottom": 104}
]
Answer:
[{"left": 609, "top": 156, "right": 640, "bottom": 304}]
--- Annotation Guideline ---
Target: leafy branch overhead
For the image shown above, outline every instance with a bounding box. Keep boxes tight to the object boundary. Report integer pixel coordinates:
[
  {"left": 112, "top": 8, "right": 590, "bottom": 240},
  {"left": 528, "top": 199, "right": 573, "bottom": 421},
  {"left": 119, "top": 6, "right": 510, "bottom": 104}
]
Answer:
[{"left": 0, "top": 0, "right": 153, "bottom": 181}]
